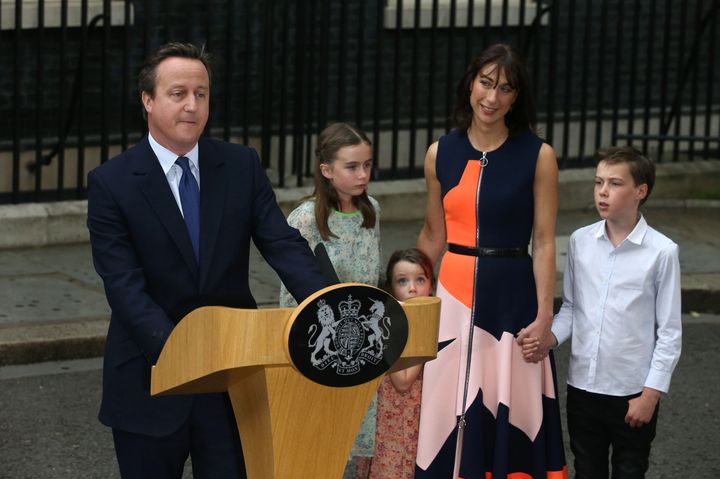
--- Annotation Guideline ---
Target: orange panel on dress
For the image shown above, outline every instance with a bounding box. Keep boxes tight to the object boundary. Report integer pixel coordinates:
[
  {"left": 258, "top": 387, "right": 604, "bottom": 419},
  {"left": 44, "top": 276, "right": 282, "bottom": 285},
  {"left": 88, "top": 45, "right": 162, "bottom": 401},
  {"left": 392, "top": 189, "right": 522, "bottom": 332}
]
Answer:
[
  {"left": 443, "top": 160, "right": 482, "bottom": 247},
  {"left": 440, "top": 160, "right": 483, "bottom": 309}
]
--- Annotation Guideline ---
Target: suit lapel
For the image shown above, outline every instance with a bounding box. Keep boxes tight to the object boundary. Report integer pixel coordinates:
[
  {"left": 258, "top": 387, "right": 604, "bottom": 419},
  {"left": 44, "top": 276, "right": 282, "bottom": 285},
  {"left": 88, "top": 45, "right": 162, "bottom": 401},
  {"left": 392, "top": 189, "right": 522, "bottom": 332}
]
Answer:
[
  {"left": 198, "top": 139, "right": 226, "bottom": 290},
  {"left": 134, "top": 138, "right": 199, "bottom": 276}
]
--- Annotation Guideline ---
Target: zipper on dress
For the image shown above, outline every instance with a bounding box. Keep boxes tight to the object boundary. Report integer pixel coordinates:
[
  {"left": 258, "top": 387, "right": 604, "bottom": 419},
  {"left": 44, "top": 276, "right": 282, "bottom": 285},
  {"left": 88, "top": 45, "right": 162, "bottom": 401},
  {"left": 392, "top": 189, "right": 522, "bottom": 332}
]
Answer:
[{"left": 453, "top": 151, "right": 487, "bottom": 478}]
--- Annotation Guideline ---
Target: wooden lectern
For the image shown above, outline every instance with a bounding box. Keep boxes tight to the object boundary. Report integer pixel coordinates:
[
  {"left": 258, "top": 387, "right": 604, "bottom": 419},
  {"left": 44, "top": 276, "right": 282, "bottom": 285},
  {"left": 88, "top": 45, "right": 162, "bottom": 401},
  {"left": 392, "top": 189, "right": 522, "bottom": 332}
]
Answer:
[{"left": 151, "top": 284, "right": 440, "bottom": 479}]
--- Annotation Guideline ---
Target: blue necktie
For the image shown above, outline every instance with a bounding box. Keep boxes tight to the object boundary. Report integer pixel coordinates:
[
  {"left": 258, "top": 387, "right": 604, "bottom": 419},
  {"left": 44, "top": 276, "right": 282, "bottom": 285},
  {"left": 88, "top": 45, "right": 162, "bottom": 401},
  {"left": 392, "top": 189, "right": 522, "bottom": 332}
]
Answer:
[{"left": 176, "top": 156, "right": 200, "bottom": 262}]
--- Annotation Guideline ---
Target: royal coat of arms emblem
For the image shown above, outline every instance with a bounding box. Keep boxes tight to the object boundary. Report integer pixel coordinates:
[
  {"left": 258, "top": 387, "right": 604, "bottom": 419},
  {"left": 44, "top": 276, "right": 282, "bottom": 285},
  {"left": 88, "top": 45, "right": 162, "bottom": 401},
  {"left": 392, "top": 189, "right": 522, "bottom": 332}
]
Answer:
[
  {"left": 308, "top": 294, "right": 392, "bottom": 375},
  {"left": 287, "top": 284, "right": 408, "bottom": 387}
]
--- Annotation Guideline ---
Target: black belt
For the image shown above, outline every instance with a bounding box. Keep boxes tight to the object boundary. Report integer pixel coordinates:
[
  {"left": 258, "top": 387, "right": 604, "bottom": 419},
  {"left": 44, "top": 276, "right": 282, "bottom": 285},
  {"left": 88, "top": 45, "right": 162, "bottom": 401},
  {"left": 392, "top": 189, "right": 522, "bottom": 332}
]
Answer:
[{"left": 448, "top": 243, "right": 528, "bottom": 257}]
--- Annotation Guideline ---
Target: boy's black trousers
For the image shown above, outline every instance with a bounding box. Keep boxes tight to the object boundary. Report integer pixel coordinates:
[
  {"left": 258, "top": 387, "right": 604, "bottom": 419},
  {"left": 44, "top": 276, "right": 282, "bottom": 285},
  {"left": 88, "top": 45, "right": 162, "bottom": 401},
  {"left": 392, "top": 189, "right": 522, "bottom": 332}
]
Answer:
[{"left": 567, "top": 385, "right": 659, "bottom": 479}]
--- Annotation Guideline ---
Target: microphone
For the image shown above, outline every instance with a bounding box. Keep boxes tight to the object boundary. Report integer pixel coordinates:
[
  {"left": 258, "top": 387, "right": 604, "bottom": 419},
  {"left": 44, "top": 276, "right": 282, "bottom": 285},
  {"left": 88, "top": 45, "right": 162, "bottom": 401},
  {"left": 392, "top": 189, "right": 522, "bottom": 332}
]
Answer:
[{"left": 314, "top": 243, "right": 340, "bottom": 285}]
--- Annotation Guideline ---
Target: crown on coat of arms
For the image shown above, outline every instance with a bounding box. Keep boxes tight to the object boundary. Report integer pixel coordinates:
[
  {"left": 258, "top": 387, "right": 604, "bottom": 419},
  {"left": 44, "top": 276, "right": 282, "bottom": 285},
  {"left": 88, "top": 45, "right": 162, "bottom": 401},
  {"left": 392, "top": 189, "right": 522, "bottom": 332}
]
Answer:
[{"left": 338, "top": 295, "right": 361, "bottom": 320}]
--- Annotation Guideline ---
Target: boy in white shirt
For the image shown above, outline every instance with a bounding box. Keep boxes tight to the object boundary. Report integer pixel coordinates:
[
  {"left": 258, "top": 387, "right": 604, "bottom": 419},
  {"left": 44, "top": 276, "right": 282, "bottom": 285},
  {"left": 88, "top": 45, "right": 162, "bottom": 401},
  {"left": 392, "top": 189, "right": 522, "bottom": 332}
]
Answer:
[{"left": 522, "top": 146, "right": 682, "bottom": 478}]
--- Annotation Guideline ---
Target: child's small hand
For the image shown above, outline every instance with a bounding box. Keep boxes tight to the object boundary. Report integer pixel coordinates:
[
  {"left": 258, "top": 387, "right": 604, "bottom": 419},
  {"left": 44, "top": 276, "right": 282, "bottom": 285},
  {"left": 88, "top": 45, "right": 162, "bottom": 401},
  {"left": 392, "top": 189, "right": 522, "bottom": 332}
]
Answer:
[
  {"left": 520, "top": 336, "right": 553, "bottom": 363},
  {"left": 389, "top": 364, "right": 423, "bottom": 393},
  {"left": 625, "top": 387, "right": 661, "bottom": 428},
  {"left": 520, "top": 337, "right": 541, "bottom": 362},
  {"left": 517, "top": 319, "right": 557, "bottom": 363}
]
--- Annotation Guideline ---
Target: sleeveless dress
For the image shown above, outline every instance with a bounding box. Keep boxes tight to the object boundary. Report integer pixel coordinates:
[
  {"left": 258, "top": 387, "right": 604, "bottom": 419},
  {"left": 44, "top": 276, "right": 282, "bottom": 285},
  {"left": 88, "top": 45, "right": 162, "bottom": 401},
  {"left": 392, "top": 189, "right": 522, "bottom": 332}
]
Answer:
[{"left": 415, "top": 129, "right": 567, "bottom": 478}]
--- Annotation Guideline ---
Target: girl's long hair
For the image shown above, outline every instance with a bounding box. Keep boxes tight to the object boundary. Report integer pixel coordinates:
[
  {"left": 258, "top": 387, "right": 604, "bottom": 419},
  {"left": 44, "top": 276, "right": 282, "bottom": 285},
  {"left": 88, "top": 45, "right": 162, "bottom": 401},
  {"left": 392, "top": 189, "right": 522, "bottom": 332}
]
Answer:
[{"left": 313, "top": 123, "right": 376, "bottom": 240}]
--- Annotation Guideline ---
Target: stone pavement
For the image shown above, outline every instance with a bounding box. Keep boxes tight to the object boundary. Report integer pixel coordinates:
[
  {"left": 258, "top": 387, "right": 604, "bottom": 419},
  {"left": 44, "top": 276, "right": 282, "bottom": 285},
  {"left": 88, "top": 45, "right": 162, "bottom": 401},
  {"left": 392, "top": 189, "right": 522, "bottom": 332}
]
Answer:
[{"left": 0, "top": 204, "right": 719, "bottom": 366}]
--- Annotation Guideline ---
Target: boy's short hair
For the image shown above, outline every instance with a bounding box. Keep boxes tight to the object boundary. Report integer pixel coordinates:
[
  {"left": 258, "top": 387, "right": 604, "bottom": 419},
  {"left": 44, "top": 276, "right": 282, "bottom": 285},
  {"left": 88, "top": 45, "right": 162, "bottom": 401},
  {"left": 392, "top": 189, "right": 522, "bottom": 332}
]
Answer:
[{"left": 595, "top": 146, "right": 655, "bottom": 206}]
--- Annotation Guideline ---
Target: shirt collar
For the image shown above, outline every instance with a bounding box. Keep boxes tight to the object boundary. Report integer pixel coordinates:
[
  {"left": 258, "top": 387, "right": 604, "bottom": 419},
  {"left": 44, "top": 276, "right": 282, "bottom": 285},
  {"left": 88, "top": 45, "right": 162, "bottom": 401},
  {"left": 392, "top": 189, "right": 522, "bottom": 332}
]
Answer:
[
  {"left": 626, "top": 214, "right": 648, "bottom": 245},
  {"left": 595, "top": 213, "right": 648, "bottom": 246},
  {"left": 148, "top": 132, "right": 200, "bottom": 175}
]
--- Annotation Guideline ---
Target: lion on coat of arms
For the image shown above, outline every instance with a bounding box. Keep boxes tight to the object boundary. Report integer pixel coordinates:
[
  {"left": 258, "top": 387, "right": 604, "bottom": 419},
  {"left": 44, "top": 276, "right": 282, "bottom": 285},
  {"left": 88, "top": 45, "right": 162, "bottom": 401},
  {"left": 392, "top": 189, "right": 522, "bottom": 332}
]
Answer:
[{"left": 307, "top": 299, "right": 338, "bottom": 365}]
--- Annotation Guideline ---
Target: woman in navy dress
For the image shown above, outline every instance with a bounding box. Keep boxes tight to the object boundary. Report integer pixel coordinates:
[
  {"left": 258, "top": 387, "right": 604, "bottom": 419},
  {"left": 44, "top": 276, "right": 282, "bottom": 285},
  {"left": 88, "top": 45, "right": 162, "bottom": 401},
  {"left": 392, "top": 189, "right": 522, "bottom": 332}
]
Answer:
[{"left": 415, "top": 43, "right": 567, "bottom": 478}]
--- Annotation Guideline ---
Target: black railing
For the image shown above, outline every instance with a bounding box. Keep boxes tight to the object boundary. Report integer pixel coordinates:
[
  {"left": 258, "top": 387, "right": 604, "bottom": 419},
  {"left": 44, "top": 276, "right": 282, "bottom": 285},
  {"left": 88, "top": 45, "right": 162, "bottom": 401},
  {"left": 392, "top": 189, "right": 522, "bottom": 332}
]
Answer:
[{"left": 1, "top": 0, "right": 719, "bottom": 204}]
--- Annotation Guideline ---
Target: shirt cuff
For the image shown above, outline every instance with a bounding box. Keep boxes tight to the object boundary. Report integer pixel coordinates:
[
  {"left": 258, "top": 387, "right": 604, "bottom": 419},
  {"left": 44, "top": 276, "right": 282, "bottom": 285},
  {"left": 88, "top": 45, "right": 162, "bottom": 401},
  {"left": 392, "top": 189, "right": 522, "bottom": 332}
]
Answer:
[
  {"left": 645, "top": 368, "right": 672, "bottom": 394},
  {"left": 551, "top": 321, "right": 571, "bottom": 347}
]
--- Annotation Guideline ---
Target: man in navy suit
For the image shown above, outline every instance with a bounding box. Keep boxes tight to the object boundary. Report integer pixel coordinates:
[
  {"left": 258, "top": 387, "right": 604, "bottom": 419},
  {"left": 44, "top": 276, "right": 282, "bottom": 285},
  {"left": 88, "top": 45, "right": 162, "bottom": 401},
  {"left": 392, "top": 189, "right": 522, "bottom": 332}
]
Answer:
[{"left": 87, "top": 42, "right": 327, "bottom": 478}]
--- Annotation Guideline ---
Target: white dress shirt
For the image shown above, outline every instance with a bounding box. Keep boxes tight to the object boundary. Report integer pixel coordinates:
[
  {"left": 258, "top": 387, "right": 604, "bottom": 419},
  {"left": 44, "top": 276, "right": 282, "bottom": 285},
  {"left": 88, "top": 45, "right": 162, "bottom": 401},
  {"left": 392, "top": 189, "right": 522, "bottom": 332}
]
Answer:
[
  {"left": 148, "top": 132, "right": 201, "bottom": 217},
  {"left": 552, "top": 215, "right": 682, "bottom": 396}
]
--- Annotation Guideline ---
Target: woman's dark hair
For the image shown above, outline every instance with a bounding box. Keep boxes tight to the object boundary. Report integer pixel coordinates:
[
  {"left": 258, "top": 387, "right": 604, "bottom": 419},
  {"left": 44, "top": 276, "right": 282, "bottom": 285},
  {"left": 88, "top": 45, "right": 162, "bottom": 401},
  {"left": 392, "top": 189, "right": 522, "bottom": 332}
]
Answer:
[
  {"left": 595, "top": 146, "right": 656, "bottom": 206},
  {"left": 453, "top": 43, "right": 536, "bottom": 137},
  {"left": 313, "top": 123, "right": 376, "bottom": 240},
  {"left": 384, "top": 248, "right": 435, "bottom": 292},
  {"left": 137, "top": 42, "right": 212, "bottom": 119}
]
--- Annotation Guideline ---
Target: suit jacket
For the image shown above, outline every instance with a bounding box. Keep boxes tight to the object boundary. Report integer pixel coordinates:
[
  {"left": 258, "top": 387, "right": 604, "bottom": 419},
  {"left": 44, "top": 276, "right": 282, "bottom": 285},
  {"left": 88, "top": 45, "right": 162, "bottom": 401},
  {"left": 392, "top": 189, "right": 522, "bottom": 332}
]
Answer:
[{"left": 87, "top": 135, "right": 327, "bottom": 436}]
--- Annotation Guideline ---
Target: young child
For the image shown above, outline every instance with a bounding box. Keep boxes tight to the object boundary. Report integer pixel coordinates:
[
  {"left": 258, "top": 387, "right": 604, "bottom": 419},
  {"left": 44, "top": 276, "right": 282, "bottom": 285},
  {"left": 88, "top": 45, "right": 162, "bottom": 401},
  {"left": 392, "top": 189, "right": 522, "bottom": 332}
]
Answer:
[
  {"left": 524, "top": 146, "right": 682, "bottom": 478},
  {"left": 369, "top": 248, "right": 434, "bottom": 479},
  {"left": 278, "top": 122, "right": 380, "bottom": 479}
]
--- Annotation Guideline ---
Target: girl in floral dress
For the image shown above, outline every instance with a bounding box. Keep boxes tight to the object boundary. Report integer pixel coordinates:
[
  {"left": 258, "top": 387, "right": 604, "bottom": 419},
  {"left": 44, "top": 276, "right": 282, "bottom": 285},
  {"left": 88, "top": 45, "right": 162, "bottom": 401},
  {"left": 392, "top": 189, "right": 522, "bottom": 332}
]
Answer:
[
  {"left": 370, "top": 248, "right": 435, "bottom": 479},
  {"left": 279, "top": 122, "right": 380, "bottom": 479}
]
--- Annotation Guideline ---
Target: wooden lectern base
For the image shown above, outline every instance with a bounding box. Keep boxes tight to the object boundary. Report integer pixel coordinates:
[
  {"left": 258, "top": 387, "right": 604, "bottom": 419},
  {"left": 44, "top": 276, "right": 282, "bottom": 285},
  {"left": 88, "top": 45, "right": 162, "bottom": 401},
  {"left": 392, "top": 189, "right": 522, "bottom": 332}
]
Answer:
[
  {"left": 229, "top": 367, "right": 382, "bottom": 478},
  {"left": 151, "top": 285, "right": 440, "bottom": 479}
]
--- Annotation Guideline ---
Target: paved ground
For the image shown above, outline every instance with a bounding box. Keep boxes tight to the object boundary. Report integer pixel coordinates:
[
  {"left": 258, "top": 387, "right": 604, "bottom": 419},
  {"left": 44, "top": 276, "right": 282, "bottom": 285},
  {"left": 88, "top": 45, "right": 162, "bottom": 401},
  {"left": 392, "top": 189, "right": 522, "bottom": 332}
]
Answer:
[{"left": 1, "top": 313, "right": 718, "bottom": 478}]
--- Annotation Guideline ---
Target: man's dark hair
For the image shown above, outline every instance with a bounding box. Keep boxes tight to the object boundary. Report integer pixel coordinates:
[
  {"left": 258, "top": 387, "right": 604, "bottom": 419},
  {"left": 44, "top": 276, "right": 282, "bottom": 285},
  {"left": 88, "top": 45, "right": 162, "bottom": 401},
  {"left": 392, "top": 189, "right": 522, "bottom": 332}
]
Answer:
[
  {"left": 137, "top": 42, "right": 211, "bottom": 119},
  {"left": 596, "top": 145, "right": 656, "bottom": 206},
  {"left": 453, "top": 43, "right": 536, "bottom": 137}
]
